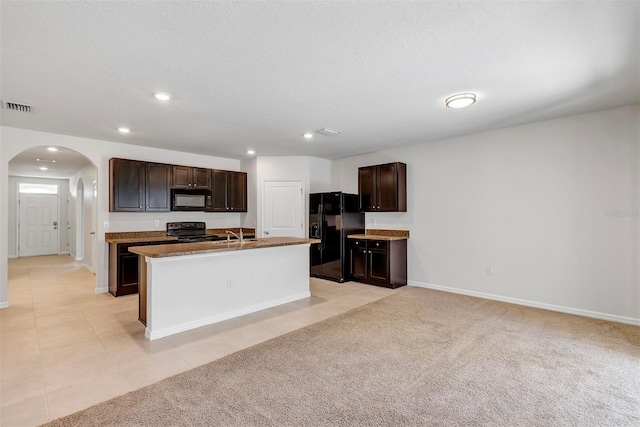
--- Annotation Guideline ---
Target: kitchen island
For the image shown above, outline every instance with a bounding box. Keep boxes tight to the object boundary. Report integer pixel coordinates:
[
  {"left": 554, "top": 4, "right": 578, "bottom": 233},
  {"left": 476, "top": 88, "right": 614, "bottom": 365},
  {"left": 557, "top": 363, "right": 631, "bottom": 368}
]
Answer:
[{"left": 129, "top": 237, "right": 318, "bottom": 340}]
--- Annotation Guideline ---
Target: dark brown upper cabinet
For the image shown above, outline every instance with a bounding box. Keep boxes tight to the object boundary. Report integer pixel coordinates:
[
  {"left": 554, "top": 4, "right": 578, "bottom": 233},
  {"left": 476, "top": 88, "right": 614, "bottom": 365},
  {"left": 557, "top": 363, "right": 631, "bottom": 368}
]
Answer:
[
  {"left": 145, "top": 163, "right": 172, "bottom": 211},
  {"left": 110, "top": 158, "right": 171, "bottom": 212},
  {"left": 358, "top": 162, "right": 406, "bottom": 212},
  {"left": 171, "top": 166, "right": 211, "bottom": 190},
  {"left": 110, "top": 158, "right": 145, "bottom": 212},
  {"left": 210, "top": 170, "right": 247, "bottom": 212}
]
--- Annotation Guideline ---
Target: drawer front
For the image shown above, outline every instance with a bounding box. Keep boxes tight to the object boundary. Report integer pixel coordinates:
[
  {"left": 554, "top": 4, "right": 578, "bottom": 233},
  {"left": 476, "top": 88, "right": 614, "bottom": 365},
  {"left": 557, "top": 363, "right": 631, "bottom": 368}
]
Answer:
[
  {"left": 368, "top": 240, "right": 389, "bottom": 251},
  {"left": 349, "top": 239, "right": 368, "bottom": 249}
]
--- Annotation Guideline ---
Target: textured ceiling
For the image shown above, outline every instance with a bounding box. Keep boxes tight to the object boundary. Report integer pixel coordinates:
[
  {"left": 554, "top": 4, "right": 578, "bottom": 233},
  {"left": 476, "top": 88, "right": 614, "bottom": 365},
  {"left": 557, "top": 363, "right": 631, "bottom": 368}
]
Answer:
[{"left": 2, "top": 1, "right": 638, "bottom": 171}]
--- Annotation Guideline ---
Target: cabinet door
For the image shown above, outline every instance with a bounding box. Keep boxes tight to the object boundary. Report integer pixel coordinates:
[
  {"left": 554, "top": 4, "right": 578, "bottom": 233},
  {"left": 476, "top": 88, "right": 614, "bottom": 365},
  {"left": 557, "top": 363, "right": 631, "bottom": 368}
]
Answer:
[
  {"left": 172, "top": 165, "right": 192, "bottom": 188},
  {"left": 145, "top": 163, "right": 171, "bottom": 212},
  {"left": 350, "top": 247, "right": 368, "bottom": 281},
  {"left": 192, "top": 168, "right": 211, "bottom": 189},
  {"left": 376, "top": 163, "right": 398, "bottom": 211},
  {"left": 228, "top": 172, "right": 247, "bottom": 212},
  {"left": 358, "top": 166, "right": 376, "bottom": 211},
  {"left": 211, "top": 170, "right": 229, "bottom": 211},
  {"left": 368, "top": 248, "right": 390, "bottom": 285},
  {"left": 110, "top": 158, "right": 144, "bottom": 212},
  {"left": 118, "top": 253, "right": 140, "bottom": 296}
]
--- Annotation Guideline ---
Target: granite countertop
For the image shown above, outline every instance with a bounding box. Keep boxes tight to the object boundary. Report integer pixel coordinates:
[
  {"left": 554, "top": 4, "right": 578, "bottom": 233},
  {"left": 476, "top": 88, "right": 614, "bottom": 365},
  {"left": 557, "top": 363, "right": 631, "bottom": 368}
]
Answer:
[
  {"left": 129, "top": 237, "right": 321, "bottom": 258},
  {"left": 105, "top": 229, "right": 255, "bottom": 244},
  {"left": 347, "top": 229, "right": 410, "bottom": 241}
]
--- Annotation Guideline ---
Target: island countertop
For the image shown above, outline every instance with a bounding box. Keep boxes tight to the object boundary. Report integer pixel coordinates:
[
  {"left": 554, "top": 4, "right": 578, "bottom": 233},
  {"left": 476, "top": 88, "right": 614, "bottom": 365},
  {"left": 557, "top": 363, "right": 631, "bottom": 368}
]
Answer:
[{"left": 129, "top": 237, "right": 320, "bottom": 258}]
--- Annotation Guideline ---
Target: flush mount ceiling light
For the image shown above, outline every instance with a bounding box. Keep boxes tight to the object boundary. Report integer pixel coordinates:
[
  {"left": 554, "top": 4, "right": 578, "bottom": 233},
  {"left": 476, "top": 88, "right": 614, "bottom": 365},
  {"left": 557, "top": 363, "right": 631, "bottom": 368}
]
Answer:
[
  {"left": 118, "top": 127, "right": 130, "bottom": 133},
  {"left": 445, "top": 93, "right": 477, "bottom": 109},
  {"left": 153, "top": 92, "right": 171, "bottom": 101},
  {"left": 47, "top": 147, "right": 58, "bottom": 152},
  {"left": 303, "top": 133, "right": 313, "bottom": 139},
  {"left": 246, "top": 149, "right": 255, "bottom": 155}
]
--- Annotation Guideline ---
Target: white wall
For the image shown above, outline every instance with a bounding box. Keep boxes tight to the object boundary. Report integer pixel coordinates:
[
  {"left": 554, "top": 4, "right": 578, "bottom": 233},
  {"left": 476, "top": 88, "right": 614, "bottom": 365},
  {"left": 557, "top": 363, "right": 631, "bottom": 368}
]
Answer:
[
  {"left": 1, "top": 127, "right": 251, "bottom": 305},
  {"left": 333, "top": 104, "right": 640, "bottom": 323},
  {"left": 7, "top": 176, "right": 70, "bottom": 258}
]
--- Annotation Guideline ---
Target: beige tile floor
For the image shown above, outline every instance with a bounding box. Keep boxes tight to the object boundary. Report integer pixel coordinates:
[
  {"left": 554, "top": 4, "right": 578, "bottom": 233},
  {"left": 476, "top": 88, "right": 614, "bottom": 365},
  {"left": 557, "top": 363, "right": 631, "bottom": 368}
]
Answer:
[{"left": 1, "top": 255, "right": 400, "bottom": 426}]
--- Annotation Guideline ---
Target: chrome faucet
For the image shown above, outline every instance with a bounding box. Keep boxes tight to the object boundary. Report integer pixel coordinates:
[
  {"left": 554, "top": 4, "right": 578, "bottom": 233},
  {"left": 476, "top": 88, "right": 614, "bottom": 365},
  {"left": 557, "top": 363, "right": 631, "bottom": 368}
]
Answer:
[{"left": 225, "top": 229, "right": 243, "bottom": 242}]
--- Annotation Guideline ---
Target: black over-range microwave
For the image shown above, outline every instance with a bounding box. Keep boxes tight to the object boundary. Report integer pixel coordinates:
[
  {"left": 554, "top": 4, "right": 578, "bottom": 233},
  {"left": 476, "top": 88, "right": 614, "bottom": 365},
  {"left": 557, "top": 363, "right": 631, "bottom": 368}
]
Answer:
[{"left": 170, "top": 189, "right": 212, "bottom": 211}]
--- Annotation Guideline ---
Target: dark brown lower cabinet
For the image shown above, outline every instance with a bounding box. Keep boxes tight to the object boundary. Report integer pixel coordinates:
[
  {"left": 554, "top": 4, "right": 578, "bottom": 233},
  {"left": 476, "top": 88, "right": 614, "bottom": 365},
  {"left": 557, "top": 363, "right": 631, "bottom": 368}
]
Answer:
[
  {"left": 109, "top": 241, "right": 168, "bottom": 297},
  {"left": 348, "top": 238, "right": 407, "bottom": 288}
]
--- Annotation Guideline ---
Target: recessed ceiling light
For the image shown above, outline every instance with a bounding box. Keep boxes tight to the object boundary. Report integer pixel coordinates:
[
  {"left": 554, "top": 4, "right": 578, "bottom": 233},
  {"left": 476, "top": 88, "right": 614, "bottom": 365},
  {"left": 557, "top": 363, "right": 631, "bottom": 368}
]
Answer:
[
  {"left": 118, "top": 127, "right": 130, "bottom": 133},
  {"left": 47, "top": 147, "right": 58, "bottom": 152},
  {"left": 445, "top": 93, "right": 477, "bottom": 109},
  {"left": 246, "top": 150, "right": 256, "bottom": 155},
  {"left": 37, "top": 158, "right": 56, "bottom": 163},
  {"left": 153, "top": 92, "right": 171, "bottom": 101},
  {"left": 303, "top": 133, "right": 313, "bottom": 139},
  {"left": 39, "top": 166, "right": 48, "bottom": 171}
]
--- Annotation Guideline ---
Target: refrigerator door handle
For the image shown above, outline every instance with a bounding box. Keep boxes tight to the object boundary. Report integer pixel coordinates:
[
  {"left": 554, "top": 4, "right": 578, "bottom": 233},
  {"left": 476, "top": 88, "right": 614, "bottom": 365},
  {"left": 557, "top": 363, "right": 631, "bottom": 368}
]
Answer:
[{"left": 318, "top": 204, "right": 325, "bottom": 250}]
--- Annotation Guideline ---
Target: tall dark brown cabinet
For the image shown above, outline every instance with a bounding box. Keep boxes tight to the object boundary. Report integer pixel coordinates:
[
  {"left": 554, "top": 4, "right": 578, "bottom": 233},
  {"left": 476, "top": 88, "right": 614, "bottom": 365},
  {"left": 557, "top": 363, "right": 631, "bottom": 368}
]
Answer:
[{"left": 358, "top": 162, "right": 406, "bottom": 212}]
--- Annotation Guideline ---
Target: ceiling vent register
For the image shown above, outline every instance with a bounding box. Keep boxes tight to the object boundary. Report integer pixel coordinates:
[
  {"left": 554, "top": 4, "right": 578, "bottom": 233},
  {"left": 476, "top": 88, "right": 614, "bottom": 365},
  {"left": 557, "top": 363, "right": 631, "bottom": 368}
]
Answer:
[
  {"left": 2, "top": 101, "right": 32, "bottom": 113},
  {"left": 317, "top": 127, "right": 340, "bottom": 136}
]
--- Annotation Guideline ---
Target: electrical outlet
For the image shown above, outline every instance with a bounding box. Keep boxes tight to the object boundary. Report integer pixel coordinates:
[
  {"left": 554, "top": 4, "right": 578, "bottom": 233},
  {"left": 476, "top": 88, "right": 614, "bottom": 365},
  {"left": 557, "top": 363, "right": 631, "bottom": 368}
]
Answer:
[
  {"left": 154, "top": 220, "right": 160, "bottom": 227},
  {"left": 104, "top": 221, "right": 110, "bottom": 229},
  {"left": 486, "top": 266, "right": 494, "bottom": 275},
  {"left": 226, "top": 279, "right": 233, "bottom": 288}
]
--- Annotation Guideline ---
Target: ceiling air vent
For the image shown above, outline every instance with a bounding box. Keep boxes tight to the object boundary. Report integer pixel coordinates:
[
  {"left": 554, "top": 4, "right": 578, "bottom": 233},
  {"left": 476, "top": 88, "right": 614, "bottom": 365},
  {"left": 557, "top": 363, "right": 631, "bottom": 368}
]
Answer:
[
  {"left": 317, "top": 127, "right": 340, "bottom": 136},
  {"left": 2, "top": 101, "right": 32, "bottom": 113}
]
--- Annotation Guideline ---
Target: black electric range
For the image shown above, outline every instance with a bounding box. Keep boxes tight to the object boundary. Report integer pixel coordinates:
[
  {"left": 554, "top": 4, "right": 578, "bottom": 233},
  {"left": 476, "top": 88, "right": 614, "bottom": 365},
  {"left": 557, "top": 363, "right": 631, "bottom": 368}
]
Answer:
[{"left": 166, "top": 222, "right": 224, "bottom": 243}]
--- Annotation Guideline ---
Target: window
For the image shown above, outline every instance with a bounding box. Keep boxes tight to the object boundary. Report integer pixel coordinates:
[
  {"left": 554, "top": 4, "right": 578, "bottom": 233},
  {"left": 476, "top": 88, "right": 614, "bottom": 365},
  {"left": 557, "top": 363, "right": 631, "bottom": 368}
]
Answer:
[{"left": 19, "top": 183, "right": 58, "bottom": 194}]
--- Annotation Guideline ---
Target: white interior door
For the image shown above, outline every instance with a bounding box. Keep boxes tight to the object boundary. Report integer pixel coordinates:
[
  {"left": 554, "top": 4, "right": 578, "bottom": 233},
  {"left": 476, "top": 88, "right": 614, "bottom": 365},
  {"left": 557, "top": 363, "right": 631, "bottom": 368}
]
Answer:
[
  {"left": 19, "top": 194, "right": 59, "bottom": 257},
  {"left": 263, "top": 181, "right": 304, "bottom": 238}
]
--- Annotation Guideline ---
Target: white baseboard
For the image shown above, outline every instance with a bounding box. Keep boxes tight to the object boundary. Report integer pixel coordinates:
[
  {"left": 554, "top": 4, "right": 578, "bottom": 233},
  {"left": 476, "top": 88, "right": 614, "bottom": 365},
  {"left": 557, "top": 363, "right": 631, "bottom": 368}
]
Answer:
[
  {"left": 95, "top": 286, "right": 109, "bottom": 294},
  {"left": 75, "top": 256, "right": 82, "bottom": 261},
  {"left": 145, "top": 291, "right": 311, "bottom": 340},
  {"left": 80, "top": 263, "right": 94, "bottom": 273},
  {"left": 0, "top": 301, "right": 9, "bottom": 309},
  {"left": 409, "top": 281, "right": 640, "bottom": 326},
  {"left": 59, "top": 251, "right": 69, "bottom": 255}
]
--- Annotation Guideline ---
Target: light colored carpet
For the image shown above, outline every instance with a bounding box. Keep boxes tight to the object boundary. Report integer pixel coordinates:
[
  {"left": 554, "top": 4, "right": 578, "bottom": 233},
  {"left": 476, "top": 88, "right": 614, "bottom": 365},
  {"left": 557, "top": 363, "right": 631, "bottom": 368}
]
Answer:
[{"left": 43, "top": 287, "right": 640, "bottom": 426}]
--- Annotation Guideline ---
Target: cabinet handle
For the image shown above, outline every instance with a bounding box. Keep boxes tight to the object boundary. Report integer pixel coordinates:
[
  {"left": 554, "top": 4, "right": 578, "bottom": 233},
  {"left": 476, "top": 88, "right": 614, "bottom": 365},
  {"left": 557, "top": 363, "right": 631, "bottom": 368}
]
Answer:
[{"left": 231, "top": 207, "right": 234, "bottom": 210}]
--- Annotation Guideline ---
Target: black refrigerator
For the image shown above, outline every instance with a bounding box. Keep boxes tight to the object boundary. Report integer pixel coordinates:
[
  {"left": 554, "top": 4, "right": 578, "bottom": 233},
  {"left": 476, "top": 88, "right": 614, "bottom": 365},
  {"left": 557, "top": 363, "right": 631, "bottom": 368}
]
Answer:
[{"left": 309, "top": 192, "right": 365, "bottom": 282}]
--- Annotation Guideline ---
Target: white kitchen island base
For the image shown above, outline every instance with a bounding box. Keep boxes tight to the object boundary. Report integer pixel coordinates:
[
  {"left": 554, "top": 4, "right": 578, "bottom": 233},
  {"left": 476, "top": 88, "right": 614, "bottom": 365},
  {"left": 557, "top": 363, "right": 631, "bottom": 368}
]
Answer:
[{"left": 138, "top": 242, "right": 312, "bottom": 341}]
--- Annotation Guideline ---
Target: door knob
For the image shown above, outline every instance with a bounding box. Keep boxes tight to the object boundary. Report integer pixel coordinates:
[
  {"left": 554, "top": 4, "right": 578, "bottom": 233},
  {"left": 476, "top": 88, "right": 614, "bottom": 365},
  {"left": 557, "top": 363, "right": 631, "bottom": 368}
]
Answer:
[{"left": 265, "top": 231, "right": 270, "bottom": 235}]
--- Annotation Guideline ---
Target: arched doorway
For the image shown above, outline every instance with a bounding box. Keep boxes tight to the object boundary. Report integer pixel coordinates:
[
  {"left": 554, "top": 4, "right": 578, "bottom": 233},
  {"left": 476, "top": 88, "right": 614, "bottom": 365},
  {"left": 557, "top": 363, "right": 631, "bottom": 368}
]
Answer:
[
  {"left": 8, "top": 145, "right": 97, "bottom": 273},
  {"left": 76, "top": 178, "right": 85, "bottom": 261}
]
